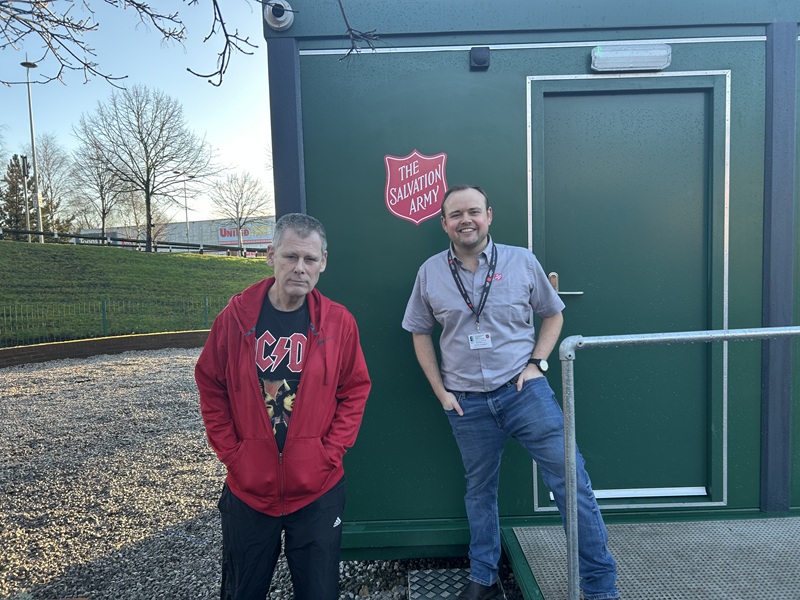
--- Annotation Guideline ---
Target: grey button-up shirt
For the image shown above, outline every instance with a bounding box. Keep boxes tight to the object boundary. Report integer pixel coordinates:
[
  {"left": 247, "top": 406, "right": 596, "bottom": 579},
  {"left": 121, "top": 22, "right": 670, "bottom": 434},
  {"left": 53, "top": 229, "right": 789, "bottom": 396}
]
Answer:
[{"left": 402, "top": 238, "right": 565, "bottom": 392}]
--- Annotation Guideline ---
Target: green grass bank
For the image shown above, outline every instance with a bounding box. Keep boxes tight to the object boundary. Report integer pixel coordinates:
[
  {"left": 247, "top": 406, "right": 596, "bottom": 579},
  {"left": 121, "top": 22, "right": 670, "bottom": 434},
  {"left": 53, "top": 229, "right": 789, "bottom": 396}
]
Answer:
[{"left": 0, "top": 241, "right": 273, "bottom": 345}]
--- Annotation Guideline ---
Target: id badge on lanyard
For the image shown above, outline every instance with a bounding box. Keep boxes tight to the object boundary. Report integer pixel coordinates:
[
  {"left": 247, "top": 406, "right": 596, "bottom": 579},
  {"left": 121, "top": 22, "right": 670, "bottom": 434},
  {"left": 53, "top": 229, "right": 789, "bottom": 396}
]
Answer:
[{"left": 468, "top": 332, "right": 492, "bottom": 349}]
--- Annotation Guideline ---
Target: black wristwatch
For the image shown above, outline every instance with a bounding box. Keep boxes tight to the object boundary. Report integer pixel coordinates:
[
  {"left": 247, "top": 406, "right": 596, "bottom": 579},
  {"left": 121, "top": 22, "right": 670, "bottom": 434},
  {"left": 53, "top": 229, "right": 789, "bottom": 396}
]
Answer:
[{"left": 527, "top": 358, "right": 548, "bottom": 373}]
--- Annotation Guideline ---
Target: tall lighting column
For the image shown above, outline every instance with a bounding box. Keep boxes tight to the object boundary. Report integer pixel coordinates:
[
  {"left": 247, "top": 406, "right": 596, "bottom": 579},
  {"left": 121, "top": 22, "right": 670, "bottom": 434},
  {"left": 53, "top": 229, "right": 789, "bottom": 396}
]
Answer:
[
  {"left": 21, "top": 156, "right": 32, "bottom": 243},
  {"left": 172, "top": 171, "right": 194, "bottom": 243},
  {"left": 21, "top": 60, "right": 44, "bottom": 243}
]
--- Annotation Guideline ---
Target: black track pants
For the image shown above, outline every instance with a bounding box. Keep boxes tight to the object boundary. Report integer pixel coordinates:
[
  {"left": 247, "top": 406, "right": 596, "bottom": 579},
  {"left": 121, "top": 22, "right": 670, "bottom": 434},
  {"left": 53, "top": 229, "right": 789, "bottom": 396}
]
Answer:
[{"left": 218, "top": 479, "right": 346, "bottom": 600}]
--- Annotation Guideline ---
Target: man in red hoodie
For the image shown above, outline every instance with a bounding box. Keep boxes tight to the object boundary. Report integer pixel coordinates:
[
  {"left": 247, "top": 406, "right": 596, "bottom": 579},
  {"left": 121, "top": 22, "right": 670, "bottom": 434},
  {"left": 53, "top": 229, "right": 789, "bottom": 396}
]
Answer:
[{"left": 195, "top": 213, "right": 371, "bottom": 600}]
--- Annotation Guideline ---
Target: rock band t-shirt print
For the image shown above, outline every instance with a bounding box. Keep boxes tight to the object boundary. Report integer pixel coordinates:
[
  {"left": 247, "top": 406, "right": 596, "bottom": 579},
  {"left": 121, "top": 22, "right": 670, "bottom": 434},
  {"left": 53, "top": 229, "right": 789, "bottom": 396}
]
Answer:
[{"left": 254, "top": 297, "right": 310, "bottom": 452}]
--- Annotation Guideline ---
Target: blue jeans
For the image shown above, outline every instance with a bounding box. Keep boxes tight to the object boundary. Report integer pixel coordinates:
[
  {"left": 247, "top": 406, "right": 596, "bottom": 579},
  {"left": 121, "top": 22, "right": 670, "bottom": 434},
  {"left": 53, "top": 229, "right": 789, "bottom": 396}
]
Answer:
[{"left": 446, "top": 377, "right": 619, "bottom": 600}]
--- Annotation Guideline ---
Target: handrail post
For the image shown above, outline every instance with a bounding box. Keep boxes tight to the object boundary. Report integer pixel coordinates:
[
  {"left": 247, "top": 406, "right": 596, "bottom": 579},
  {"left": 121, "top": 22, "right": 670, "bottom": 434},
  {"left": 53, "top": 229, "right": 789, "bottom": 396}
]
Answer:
[
  {"left": 561, "top": 358, "right": 580, "bottom": 600},
  {"left": 559, "top": 335, "right": 583, "bottom": 600}
]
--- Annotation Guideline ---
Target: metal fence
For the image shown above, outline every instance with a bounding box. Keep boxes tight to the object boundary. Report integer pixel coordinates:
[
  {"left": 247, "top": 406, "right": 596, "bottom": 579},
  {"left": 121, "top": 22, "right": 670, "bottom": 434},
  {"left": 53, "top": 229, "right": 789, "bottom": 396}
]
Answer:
[{"left": 0, "top": 297, "right": 231, "bottom": 348}]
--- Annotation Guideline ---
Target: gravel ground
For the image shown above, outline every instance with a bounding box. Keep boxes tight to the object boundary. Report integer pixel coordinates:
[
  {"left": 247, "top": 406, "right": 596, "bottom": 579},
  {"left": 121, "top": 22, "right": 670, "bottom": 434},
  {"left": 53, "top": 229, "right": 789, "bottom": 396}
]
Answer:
[{"left": 0, "top": 348, "right": 523, "bottom": 600}]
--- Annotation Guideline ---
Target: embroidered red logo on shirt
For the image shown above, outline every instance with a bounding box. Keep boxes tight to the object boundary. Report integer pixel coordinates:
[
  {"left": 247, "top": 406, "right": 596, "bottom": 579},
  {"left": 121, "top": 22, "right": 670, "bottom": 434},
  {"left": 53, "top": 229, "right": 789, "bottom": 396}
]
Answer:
[{"left": 494, "top": 273, "right": 503, "bottom": 281}]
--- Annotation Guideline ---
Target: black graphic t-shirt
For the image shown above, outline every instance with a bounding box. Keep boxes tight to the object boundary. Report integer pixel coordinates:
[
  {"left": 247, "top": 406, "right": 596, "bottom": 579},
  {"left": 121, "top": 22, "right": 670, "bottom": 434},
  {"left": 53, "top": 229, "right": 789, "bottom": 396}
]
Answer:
[{"left": 255, "top": 296, "right": 310, "bottom": 452}]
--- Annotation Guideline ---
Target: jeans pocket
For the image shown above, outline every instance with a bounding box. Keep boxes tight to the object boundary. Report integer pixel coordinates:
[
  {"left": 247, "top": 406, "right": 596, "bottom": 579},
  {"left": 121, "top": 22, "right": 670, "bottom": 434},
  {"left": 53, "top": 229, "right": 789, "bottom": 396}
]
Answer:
[{"left": 444, "top": 391, "right": 465, "bottom": 415}]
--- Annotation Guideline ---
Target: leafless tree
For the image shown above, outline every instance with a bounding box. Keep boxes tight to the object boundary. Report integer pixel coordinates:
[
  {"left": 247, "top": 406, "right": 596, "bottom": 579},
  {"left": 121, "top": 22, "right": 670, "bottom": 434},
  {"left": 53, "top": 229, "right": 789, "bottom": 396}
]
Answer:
[
  {"left": 26, "top": 133, "right": 75, "bottom": 234},
  {"left": 2, "top": 1, "right": 376, "bottom": 86},
  {"left": 69, "top": 142, "right": 126, "bottom": 241},
  {"left": 73, "top": 84, "right": 215, "bottom": 251},
  {"left": 113, "top": 189, "right": 170, "bottom": 247},
  {"left": 210, "top": 171, "right": 272, "bottom": 252}
]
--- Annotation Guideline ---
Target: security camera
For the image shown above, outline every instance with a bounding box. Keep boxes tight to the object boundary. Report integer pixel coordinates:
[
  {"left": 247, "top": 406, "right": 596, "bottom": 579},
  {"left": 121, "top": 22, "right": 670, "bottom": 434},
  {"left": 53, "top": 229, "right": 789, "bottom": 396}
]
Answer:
[{"left": 264, "top": 1, "right": 295, "bottom": 32}]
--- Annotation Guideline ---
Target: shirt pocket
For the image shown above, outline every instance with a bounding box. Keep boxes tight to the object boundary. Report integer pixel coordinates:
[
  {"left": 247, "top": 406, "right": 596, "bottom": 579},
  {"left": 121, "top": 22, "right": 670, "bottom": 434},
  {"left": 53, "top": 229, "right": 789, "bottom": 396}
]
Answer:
[{"left": 490, "top": 278, "right": 533, "bottom": 326}]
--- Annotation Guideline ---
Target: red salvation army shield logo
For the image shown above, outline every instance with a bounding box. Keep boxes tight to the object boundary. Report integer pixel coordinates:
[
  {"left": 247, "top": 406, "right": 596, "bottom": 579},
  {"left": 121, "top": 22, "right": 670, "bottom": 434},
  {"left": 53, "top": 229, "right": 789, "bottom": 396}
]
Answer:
[{"left": 384, "top": 150, "right": 448, "bottom": 225}]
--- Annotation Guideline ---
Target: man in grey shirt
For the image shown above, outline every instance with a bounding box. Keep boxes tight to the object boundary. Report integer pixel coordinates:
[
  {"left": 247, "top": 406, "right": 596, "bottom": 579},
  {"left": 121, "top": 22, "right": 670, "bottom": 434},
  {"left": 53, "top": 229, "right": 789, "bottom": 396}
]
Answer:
[{"left": 402, "top": 185, "right": 619, "bottom": 600}]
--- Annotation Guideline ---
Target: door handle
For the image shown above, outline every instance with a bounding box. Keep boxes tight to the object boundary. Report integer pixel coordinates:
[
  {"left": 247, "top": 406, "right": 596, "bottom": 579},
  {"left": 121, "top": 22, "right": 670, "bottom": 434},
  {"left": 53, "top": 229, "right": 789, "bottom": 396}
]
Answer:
[{"left": 548, "top": 272, "right": 584, "bottom": 296}]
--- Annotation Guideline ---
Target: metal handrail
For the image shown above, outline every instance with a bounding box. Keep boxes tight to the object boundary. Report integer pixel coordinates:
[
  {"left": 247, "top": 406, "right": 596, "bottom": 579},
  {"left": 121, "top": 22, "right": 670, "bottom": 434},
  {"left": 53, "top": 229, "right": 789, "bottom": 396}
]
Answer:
[{"left": 558, "top": 326, "right": 800, "bottom": 600}]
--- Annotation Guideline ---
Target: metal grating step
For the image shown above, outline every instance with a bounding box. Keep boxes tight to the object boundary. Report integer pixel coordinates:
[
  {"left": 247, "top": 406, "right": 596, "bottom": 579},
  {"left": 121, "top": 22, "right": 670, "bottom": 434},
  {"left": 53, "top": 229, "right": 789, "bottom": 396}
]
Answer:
[
  {"left": 513, "top": 517, "right": 800, "bottom": 600},
  {"left": 408, "top": 568, "right": 506, "bottom": 600}
]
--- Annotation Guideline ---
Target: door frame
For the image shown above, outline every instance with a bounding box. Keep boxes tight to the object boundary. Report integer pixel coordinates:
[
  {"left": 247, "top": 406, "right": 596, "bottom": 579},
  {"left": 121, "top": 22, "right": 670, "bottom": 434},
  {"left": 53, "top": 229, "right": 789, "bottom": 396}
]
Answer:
[{"left": 526, "top": 70, "right": 732, "bottom": 511}]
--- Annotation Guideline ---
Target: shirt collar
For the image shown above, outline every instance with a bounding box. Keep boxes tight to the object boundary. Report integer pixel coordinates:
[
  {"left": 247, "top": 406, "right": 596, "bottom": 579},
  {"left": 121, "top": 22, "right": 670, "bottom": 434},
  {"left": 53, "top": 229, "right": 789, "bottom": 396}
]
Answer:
[{"left": 449, "top": 235, "right": 494, "bottom": 266}]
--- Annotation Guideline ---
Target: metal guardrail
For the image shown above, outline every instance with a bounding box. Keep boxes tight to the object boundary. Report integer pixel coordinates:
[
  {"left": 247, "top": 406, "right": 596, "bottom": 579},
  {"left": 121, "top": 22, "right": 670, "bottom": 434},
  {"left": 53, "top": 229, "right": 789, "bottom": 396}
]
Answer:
[{"left": 558, "top": 326, "right": 800, "bottom": 600}]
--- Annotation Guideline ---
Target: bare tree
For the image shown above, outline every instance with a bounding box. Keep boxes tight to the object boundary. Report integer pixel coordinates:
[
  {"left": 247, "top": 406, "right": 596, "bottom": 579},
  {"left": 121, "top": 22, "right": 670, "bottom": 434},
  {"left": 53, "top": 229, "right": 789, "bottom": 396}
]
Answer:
[
  {"left": 114, "top": 189, "right": 170, "bottom": 247},
  {"left": 27, "top": 133, "right": 75, "bottom": 235},
  {"left": 69, "top": 142, "right": 126, "bottom": 241},
  {"left": 73, "top": 84, "right": 215, "bottom": 251},
  {"left": 2, "top": 1, "right": 376, "bottom": 86},
  {"left": 210, "top": 171, "right": 272, "bottom": 252}
]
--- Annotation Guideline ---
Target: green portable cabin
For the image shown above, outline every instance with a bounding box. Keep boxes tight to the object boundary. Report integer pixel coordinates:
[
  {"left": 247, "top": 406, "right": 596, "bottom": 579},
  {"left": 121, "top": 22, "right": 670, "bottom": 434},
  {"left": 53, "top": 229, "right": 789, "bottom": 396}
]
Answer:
[{"left": 262, "top": 0, "right": 799, "bottom": 566}]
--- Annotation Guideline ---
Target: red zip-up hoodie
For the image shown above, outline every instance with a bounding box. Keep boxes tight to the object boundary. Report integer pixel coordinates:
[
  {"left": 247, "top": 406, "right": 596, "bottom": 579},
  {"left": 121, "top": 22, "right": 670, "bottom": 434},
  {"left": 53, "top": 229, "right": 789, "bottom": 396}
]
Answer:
[{"left": 195, "top": 277, "right": 371, "bottom": 516}]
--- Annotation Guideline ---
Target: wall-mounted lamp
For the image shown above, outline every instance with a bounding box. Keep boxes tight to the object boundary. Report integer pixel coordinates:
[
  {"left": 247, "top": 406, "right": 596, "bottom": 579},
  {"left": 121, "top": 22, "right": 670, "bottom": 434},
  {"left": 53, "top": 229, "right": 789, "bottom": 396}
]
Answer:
[
  {"left": 591, "top": 44, "right": 672, "bottom": 72},
  {"left": 264, "top": 0, "right": 294, "bottom": 31}
]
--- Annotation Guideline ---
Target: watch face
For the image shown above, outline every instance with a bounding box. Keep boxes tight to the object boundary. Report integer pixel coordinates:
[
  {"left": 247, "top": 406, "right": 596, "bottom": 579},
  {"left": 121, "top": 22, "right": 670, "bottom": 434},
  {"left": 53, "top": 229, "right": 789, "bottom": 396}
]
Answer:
[{"left": 539, "top": 359, "right": 549, "bottom": 372}]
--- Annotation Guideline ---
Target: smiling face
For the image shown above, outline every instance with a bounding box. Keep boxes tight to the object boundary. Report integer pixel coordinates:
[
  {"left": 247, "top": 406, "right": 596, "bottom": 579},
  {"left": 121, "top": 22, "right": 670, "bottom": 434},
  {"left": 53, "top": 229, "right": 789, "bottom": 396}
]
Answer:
[
  {"left": 266, "top": 228, "right": 327, "bottom": 311},
  {"left": 440, "top": 187, "right": 493, "bottom": 255}
]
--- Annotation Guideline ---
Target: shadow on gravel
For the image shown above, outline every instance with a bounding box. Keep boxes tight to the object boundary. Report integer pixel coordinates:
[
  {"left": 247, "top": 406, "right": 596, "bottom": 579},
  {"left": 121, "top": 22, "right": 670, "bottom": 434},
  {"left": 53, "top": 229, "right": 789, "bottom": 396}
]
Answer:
[{"left": 4, "top": 511, "right": 223, "bottom": 600}]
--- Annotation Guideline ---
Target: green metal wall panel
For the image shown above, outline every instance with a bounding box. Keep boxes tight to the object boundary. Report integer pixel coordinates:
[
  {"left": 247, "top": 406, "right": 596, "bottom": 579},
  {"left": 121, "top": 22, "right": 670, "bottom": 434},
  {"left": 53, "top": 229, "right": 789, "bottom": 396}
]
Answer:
[
  {"left": 295, "top": 35, "right": 779, "bottom": 536},
  {"left": 256, "top": 0, "right": 800, "bottom": 554}
]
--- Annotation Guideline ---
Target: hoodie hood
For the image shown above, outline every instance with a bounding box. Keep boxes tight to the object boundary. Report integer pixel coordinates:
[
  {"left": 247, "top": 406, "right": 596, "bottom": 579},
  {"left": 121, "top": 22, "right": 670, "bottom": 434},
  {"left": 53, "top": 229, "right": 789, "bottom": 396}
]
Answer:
[
  {"left": 226, "top": 277, "right": 330, "bottom": 339},
  {"left": 225, "top": 277, "right": 333, "bottom": 385}
]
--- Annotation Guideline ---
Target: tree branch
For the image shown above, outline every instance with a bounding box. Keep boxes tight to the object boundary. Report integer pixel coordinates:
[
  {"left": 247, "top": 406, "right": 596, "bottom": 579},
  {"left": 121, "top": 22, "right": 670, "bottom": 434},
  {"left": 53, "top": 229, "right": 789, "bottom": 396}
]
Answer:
[
  {"left": 1, "top": 0, "right": 377, "bottom": 87},
  {"left": 186, "top": 0, "right": 259, "bottom": 87},
  {"left": 336, "top": 0, "right": 380, "bottom": 59}
]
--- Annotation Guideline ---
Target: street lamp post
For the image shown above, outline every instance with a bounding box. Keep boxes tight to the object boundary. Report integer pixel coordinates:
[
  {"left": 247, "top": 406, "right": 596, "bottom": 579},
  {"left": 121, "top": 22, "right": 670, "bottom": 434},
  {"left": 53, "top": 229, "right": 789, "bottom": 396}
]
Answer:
[
  {"left": 172, "top": 171, "right": 194, "bottom": 243},
  {"left": 21, "top": 156, "right": 32, "bottom": 243},
  {"left": 21, "top": 60, "right": 44, "bottom": 243}
]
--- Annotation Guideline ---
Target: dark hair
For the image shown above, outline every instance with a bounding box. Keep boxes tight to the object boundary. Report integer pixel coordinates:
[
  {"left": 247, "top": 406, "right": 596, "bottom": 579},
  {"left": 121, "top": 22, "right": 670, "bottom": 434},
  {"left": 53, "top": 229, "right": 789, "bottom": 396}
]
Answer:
[
  {"left": 273, "top": 213, "right": 328, "bottom": 252},
  {"left": 441, "top": 185, "right": 489, "bottom": 215}
]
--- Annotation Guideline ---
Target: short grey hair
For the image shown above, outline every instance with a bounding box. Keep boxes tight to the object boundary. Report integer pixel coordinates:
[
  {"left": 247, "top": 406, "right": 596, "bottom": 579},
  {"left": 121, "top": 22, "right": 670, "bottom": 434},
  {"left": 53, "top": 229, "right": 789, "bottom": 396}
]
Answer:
[{"left": 272, "top": 213, "right": 328, "bottom": 253}]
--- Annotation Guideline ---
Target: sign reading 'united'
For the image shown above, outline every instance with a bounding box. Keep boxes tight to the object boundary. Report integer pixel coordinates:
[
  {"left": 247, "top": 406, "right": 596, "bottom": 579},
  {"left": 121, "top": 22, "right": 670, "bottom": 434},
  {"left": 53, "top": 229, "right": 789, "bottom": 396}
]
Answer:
[{"left": 384, "top": 150, "right": 448, "bottom": 225}]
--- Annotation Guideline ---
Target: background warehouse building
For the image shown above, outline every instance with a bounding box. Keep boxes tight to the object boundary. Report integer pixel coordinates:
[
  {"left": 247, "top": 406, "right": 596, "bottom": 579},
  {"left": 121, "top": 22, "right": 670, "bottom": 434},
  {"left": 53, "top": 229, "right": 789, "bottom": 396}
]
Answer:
[{"left": 80, "top": 216, "right": 275, "bottom": 251}]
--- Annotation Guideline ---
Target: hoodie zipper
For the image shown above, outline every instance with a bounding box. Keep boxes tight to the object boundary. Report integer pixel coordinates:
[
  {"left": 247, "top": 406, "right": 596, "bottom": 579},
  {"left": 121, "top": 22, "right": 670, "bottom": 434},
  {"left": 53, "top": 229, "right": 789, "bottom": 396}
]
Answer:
[
  {"left": 242, "top": 288, "right": 327, "bottom": 516},
  {"left": 278, "top": 452, "right": 285, "bottom": 515},
  {"left": 245, "top": 323, "right": 287, "bottom": 514}
]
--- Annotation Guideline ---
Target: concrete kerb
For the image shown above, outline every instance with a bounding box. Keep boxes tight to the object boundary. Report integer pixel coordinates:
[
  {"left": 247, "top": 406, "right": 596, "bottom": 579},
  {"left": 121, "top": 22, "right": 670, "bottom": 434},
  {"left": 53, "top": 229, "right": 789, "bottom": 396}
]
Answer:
[{"left": 0, "top": 331, "right": 210, "bottom": 368}]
